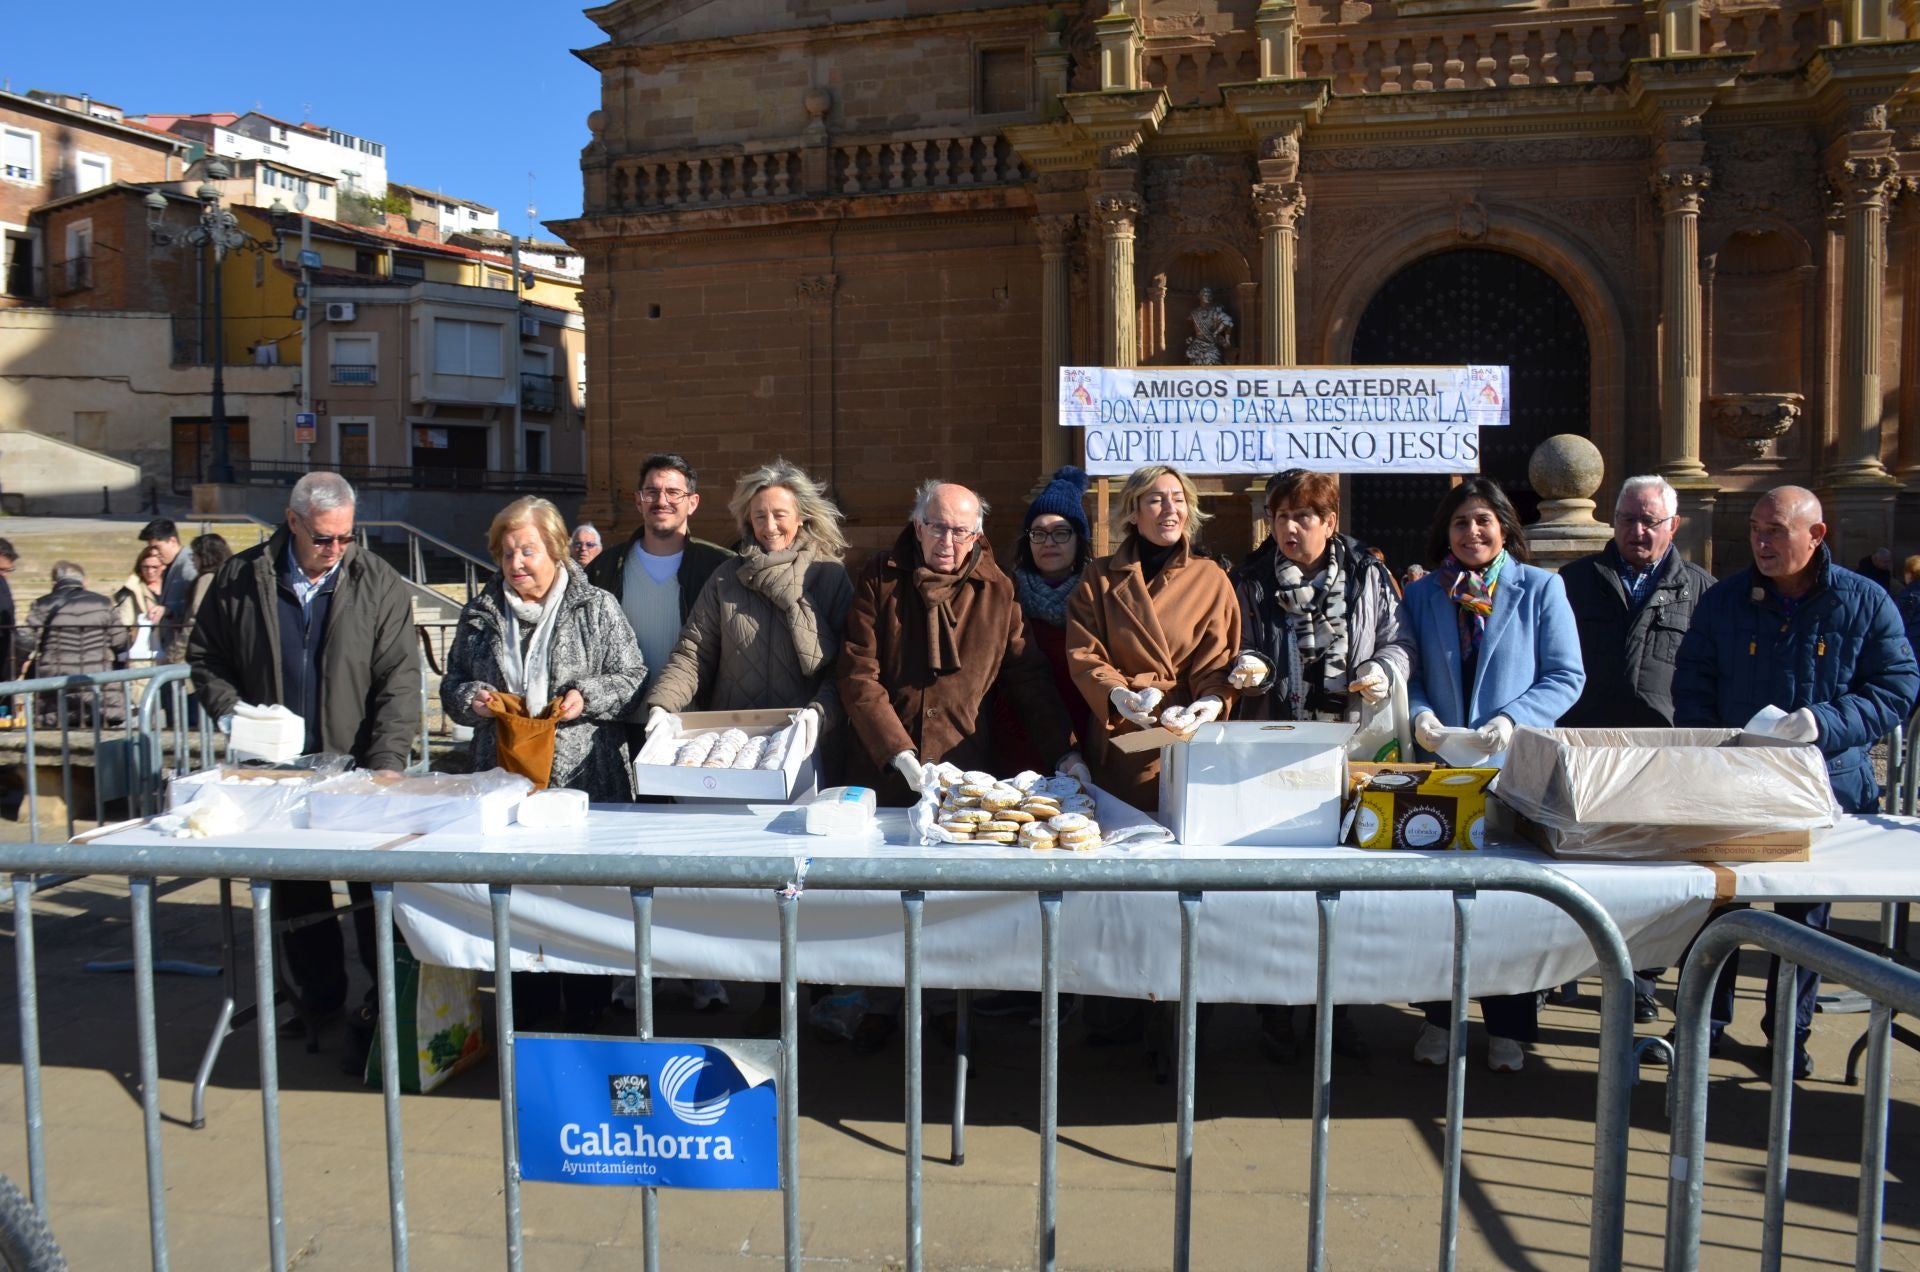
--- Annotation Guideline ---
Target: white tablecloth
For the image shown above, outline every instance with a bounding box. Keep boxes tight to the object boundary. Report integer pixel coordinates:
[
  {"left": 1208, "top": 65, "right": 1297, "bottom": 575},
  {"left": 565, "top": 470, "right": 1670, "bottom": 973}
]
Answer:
[{"left": 369, "top": 809, "right": 1920, "bottom": 1005}]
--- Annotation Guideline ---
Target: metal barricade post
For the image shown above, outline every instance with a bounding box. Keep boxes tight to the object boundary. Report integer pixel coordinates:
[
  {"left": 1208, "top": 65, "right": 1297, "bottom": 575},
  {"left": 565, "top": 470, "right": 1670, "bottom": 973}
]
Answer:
[{"left": 1664, "top": 909, "right": 1920, "bottom": 1272}]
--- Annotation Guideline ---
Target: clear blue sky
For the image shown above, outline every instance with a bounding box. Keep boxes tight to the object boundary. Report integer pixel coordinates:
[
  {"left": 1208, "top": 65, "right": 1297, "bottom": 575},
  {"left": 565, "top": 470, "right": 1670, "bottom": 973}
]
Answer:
[{"left": 6, "top": 3, "right": 608, "bottom": 231}]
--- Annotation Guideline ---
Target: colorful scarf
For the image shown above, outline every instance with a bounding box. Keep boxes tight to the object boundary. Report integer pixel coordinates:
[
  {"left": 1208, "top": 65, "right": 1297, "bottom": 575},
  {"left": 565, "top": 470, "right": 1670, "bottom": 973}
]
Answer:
[{"left": 1437, "top": 550, "right": 1507, "bottom": 661}]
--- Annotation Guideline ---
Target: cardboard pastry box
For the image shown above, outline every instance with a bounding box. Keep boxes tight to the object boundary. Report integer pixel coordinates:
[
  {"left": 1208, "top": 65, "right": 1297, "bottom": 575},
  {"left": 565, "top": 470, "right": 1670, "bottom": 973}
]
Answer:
[
  {"left": 1350, "top": 763, "right": 1498, "bottom": 851},
  {"left": 1494, "top": 727, "right": 1833, "bottom": 862},
  {"left": 632, "top": 708, "right": 818, "bottom": 802}
]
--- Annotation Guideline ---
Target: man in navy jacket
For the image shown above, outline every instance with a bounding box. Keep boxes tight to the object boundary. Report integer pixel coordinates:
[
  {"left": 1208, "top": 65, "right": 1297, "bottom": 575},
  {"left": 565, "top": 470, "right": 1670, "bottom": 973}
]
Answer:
[{"left": 1673, "top": 486, "right": 1918, "bottom": 1075}]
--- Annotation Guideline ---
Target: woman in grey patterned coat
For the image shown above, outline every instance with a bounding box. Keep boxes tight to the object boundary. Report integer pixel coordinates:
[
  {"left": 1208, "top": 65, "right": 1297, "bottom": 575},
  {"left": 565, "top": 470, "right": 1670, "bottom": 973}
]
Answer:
[
  {"left": 442, "top": 496, "right": 645, "bottom": 1031},
  {"left": 444, "top": 497, "right": 647, "bottom": 802}
]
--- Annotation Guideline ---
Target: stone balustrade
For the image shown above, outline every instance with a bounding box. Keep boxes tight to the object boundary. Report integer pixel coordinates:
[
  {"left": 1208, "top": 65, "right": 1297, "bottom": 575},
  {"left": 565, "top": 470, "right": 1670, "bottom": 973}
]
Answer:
[{"left": 603, "top": 134, "right": 1027, "bottom": 214}]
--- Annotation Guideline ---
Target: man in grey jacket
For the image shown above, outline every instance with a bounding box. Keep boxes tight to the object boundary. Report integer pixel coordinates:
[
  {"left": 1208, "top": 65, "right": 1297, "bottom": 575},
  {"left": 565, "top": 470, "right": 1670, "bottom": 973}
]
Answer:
[{"left": 188, "top": 471, "right": 421, "bottom": 1029}]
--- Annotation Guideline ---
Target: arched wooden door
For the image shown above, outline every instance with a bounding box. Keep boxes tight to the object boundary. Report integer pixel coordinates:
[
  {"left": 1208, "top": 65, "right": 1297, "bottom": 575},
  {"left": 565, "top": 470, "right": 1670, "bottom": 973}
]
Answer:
[{"left": 1345, "top": 248, "right": 1590, "bottom": 574}]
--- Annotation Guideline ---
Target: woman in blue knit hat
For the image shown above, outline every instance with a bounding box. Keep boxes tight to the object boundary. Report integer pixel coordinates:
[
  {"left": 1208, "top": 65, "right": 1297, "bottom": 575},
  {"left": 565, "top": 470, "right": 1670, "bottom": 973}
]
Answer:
[{"left": 994, "top": 465, "right": 1093, "bottom": 774}]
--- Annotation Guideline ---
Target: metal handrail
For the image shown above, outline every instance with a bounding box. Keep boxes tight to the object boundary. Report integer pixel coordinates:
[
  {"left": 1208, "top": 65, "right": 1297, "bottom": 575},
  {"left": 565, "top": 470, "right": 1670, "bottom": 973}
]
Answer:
[{"left": 354, "top": 519, "right": 496, "bottom": 604}]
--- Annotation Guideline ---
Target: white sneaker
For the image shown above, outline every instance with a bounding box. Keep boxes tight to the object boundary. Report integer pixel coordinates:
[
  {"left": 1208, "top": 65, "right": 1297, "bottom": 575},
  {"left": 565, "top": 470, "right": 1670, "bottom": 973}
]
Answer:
[
  {"left": 1412, "top": 1022, "right": 1450, "bottom": 1066},
  {"left": 1487, "top": 1036, "right": 1525, "bottom": 1073}
]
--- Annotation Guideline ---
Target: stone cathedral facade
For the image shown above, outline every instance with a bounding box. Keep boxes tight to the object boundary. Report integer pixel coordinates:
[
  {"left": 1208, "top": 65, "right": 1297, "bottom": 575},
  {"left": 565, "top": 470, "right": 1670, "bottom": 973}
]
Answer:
[{"left": 556, "top": 0, "right": 1920, "bottom": 571}]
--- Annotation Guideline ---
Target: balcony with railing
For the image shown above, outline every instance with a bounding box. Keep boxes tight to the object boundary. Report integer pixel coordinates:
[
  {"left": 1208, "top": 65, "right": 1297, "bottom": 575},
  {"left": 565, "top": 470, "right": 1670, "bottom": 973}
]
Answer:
[
  {"left": 331, "top": 363, "right": 378, "bottom": 385},
  {"left": 521, "top": 372, "right": 559, "bottom": 414},
  {"left": 604, "top": 132, "right": 1029, "bottom": 214}
]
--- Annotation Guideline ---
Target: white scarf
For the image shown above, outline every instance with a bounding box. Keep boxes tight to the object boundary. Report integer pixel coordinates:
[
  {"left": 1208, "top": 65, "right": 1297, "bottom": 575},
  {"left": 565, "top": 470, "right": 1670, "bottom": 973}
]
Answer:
[{"left": 500, "top": 568, "right": 568, "bottom": 716}]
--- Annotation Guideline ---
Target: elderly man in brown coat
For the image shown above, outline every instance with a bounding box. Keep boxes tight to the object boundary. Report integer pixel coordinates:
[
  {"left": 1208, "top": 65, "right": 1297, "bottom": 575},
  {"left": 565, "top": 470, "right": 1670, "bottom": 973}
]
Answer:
[{"left": 838, "top": 479, "right": 1075, "bottom": 806}]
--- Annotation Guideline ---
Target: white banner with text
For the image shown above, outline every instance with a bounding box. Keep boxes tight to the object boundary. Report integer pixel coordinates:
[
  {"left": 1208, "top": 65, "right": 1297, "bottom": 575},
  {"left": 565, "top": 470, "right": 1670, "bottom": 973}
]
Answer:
[{"left": 1060, "top": 366, "right": 1509, "bottom": 476}]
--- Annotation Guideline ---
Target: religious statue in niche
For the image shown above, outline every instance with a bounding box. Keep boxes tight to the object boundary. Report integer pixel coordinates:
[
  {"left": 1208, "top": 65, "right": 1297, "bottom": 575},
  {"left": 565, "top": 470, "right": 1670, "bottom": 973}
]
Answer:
[{"left": 1186, "top": 288, "right": 1234, "bottom": 365}]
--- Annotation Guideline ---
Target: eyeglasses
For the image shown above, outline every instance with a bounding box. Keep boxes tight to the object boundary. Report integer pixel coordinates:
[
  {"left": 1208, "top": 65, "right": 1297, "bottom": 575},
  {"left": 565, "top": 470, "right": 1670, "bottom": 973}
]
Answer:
[
  {"left": 920, "top": 522, "right": 978, "bottom": 543},
  {"left": 298, "top": 519, "right": 352, "bottom": 548},
  {"left": 1614, "top": 514, "right": 1673, "bottom": 532},
  {"left": 640, "top": 488, "right": 689, "bottom": 505},
  {"left": 570, "top": 540, "right": 598, "bottom": 553},
  {"left": 1027, "top": 527, "right": 1076, "bottom": 546}
]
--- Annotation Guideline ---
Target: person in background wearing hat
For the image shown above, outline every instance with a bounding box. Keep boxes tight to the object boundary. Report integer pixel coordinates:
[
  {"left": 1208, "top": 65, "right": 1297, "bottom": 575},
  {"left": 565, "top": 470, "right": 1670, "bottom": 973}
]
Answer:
[
  {"left": 1228, "top": 468, "right": 1414, "bottom": 1063},
  {"left": 993, "top": 466, "right": 1094, "bottom": 774}
]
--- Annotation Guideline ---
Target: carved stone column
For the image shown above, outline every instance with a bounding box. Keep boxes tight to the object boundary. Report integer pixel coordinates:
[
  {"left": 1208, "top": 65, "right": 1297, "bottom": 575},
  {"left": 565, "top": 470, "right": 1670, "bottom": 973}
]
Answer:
[
  {"left": 1093, "top": 193, "right": 1142, "bottom": 367},
  {"left": 1654, "top": 164, "right": 1711, "bottom": 486},
  {"left": 1828, "top": 154, "right": 1901, "bottom": 484},
  {"left": 1897, "top": 179, "right": 1920, "bottom": 480},
  {"left": 1036, "top": 213, "right": 1078, "bottom": 475},
  {"left": 1253, "top": 181, "right": 1306, "bottom": 365}
]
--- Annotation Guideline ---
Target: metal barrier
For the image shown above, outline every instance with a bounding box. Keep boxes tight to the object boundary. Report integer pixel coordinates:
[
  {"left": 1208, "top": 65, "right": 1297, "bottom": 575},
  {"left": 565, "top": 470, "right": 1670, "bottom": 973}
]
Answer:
[
  {"left": 1664, "top": 909, "right": 1920, "bottom": 1272},
  {"left": 1, "top": 664, "right": 212, "bottom": 839},
  {"left": 0, "top": 842, "right": 1641, "bottom": 1272}
]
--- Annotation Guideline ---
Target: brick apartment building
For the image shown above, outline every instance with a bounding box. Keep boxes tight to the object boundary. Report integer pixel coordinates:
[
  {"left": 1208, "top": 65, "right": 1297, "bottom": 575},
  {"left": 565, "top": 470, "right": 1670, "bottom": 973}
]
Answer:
[
  {"left": 556, "top": 0, "right": 1920, "bottom": 572},
  {"left": 1, "top": 90, "right": 189, "bottom": 305}
]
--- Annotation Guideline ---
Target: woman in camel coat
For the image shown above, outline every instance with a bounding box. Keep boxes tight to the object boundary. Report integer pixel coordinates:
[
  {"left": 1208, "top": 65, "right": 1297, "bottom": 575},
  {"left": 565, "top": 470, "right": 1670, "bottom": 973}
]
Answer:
[{"left": 1067, "top": 465, "right": 1240, "bottom": 811}]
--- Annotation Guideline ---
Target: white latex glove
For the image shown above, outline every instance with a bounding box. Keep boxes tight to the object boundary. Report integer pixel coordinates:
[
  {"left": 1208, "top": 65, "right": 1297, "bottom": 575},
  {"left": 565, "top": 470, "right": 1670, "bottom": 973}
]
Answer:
[
  {"left": 1774, "top": 707, "right": 1820, "bottom": 744},
  {"left": 1057, "top": 752, "right": 1094, "bottom": 789},
  {"left": 1227, "top": 652, "right": 1271, "bottom": 690},
  {"left": 644, "top": 706, "right": 672, "bottom": 739},
  {"left": 1160, "top": 695, "right": 1223, "bottom": 741},
  {"left": 1110, "top": 686, "right": 1163, "bottom": 729},
  {"left": 1472, "top": 715, "right": 1515, "bottom": 755},
  {"left": 216, "top": 713, "right": 233, "bottom": 737},
  {"left": 891, "top": 749, "right": 925, "bottom": 790},
  {"left": 1413, "top": 711, "right": 1446, "bottom": 753},
  {"left": 1348, "top": 661, "right": 1390, "bottom": 705}
]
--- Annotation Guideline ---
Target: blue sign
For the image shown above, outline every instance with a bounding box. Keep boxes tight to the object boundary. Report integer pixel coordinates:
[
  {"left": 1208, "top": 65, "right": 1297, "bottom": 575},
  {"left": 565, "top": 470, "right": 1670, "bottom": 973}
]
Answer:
[
  {"left": 514, "top": 1037, "right": 779, "bottom": 1189},
  {"left": 294, "top": 412, "right": 316, "bottom": 428},
  {"left": 299, "top": 249, "right": 324, "bottom": 270}
]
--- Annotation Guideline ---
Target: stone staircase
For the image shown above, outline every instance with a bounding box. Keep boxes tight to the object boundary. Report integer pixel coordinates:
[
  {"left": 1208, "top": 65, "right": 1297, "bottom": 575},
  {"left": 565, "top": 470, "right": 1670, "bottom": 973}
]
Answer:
[{"left": 1, "top": 514, "right": 273, "bottom": 615}]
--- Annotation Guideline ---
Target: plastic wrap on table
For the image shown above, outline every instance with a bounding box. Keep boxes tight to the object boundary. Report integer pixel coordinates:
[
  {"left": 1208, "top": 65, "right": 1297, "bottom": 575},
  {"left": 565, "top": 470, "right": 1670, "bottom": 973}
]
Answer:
[
  {"left": 1495, "top": 727, "right": 1837, "bottom": 860},
  {"left": 307, "top": 768, "right": 534, "bottom": 836},
  {"left": 163, "top": 753, "right": 354, "bottom": 832}
]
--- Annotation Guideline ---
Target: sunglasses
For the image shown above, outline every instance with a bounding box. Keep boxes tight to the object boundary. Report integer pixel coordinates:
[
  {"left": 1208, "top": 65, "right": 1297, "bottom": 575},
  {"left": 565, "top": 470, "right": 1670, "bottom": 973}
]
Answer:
[{"left": 298, "top": 519, "right": 352, "bottom": 548}]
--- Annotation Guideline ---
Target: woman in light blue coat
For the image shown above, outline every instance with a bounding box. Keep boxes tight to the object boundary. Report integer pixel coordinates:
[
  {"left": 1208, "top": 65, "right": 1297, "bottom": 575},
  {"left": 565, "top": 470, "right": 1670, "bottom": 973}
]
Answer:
[{"left": 1402, "top": 477, "right": 1585, "bottom": 1074}]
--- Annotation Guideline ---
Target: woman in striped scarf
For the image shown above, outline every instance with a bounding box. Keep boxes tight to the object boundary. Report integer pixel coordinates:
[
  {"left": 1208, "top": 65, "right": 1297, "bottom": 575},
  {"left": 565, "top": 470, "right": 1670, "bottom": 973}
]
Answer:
[{"left": 1400, "top": 477, "right": 1585, "bottom": 1073}]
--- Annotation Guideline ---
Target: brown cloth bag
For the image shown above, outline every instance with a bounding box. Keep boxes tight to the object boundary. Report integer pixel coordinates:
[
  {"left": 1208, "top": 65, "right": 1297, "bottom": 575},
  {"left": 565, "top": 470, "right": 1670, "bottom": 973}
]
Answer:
[{"left": 488, "top": 692, "right": 561, "bottom": 790}]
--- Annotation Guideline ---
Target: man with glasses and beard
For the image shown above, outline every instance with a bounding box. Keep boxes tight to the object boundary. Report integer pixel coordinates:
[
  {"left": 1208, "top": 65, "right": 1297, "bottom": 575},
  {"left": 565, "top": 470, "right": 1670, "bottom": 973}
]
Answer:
[
  {"left": 587, "top": 453, "right": 733, "bottom": 697},
  {"left": 188, "top": 471, "right": 421, "bottom": 1045}
]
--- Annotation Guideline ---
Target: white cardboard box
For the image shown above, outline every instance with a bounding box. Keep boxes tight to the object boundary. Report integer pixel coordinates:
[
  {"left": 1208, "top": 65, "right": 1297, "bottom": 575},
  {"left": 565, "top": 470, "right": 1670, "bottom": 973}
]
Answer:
[
  {"left": 632, "top": 708, "right": 818, "bottom": 802},
  {"left": 1155, "top": 721, "right": 1354, "bottom": 846}
]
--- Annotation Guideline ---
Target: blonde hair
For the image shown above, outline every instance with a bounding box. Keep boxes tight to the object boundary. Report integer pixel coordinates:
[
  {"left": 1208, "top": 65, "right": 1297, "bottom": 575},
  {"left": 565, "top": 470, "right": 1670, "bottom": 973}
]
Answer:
[
  {"left": 1905, "top": 554, "right": 1920, "bottom": 586},
  {"left": 486, "top": 497, "right": 570, "bottom": 567},
  {"left": 1109, "top": 465, "right": 1210, "bottom": 545},
  {"left": 727, "top": 458, "right": 848, "bottom": 561}
]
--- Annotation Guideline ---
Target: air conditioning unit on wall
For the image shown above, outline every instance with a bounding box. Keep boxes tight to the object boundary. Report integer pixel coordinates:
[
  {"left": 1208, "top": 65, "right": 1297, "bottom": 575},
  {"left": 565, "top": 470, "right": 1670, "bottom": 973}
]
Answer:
[
  {"left": 520, "top": 315, "right": 540, "bottom": 337},
  {"left": 324, "top": 302, "right": 357, "bottom": 322}
]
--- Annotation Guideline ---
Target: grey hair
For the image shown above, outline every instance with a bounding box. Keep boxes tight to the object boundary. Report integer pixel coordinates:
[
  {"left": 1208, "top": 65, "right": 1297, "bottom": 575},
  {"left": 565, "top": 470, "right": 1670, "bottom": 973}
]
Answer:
[
  {"left": 51, "top": 559, "right": 84, "bottom": 584},
  {"left": 289, "top": 471, "right": 358, "bottom": 518},
  {"left": 909, "top": 479, "right": 988, "bottom": 533},
  {"left": 571, "top": 521, "right": 601, "bottom": 542},
  {"left": 729, "top": 458, "right": 848, "bottom": 561},
  {"left": 1615, "top": 475, "right": 1677, "bottom": 520}
]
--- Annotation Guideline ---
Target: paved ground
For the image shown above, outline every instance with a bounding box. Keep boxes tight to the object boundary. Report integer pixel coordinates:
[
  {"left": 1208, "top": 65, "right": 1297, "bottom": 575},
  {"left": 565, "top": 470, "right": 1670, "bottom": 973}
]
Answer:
[{"left": 0, "top": 876, "right": 1917, "bottom": 1270}]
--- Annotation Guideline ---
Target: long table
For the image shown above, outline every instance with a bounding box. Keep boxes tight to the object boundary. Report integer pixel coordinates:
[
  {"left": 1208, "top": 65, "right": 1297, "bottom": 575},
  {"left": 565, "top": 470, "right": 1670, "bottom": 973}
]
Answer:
[{"left": 334, "top": 807, "right": 1920, "bottom": 1005}]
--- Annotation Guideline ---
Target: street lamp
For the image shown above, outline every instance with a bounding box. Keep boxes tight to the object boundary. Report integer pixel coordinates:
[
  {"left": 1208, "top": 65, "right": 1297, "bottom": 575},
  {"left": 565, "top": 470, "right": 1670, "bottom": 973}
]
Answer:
[{"left": 145, "top": 161, "right": 290, "bottom": 487}]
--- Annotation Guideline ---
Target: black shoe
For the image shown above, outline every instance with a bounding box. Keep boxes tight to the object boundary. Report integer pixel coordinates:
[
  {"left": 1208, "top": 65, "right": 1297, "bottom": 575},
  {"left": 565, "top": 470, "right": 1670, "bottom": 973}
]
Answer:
[
  {"left": 1634, "top": 992, "right": 1660, "bottom": 1023},
  {"left": 1751, "top": 1039, "right": 1813, "bottom": 1080},
  {"left": 1545, "top": 982, "right": 1578, "bottom": 1006},
  {"left": 1330, "top": 1013, "right": 1371, "bottom": 1061}
]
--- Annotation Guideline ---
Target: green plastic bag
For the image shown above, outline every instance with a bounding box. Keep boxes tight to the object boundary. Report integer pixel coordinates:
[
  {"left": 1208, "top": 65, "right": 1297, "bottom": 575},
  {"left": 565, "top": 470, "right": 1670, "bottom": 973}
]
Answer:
[{"left": 364, "top": 942, "right": 489, "bottom": 1093}]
